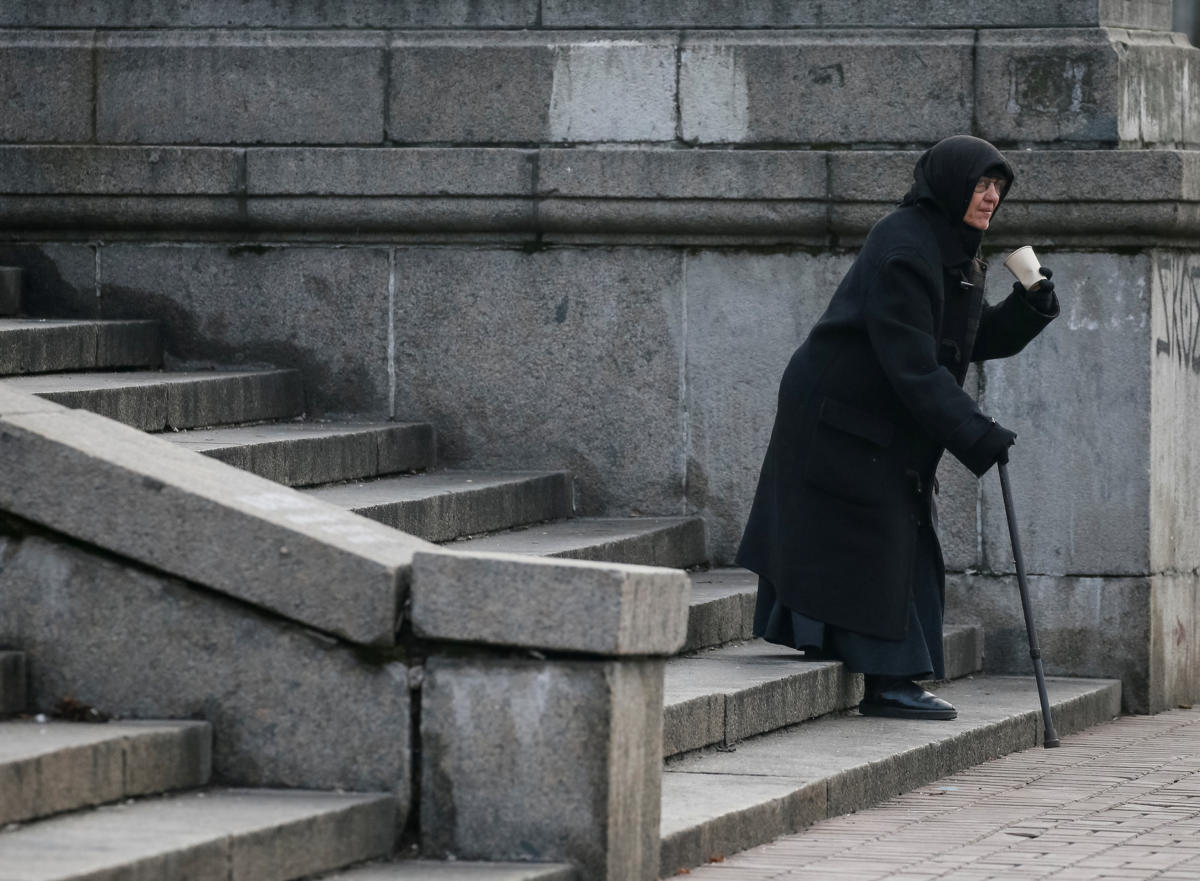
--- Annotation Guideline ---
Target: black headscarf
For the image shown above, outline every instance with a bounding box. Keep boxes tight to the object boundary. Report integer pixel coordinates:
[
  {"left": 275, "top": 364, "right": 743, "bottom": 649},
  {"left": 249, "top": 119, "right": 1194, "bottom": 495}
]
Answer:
[{"left": 899, "top": 135, "right": 1014, "bottom": 267}]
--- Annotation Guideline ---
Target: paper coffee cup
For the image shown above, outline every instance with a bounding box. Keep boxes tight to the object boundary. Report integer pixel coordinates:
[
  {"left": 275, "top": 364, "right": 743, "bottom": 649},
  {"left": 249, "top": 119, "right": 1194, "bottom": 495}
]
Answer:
[{"left": 1003, "top": 245, "right": 1044, "bottom": 291}]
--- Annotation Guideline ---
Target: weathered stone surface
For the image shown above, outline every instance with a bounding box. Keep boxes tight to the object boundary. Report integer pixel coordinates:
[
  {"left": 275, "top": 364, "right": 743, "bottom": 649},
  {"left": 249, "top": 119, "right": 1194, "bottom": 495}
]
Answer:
[
  {"left": 1150, "top": 250, "right": 1200, "bottom": 575},
  {"left": 0, "top": 400, "right": 430, "bottom": 645},
  {"left": 450, "top": 516, "right": 707, "bottom": 568},
  {"left": 679, "top": 32, "right": 974, "bottom": 145},
  {"left": 0, "top": 650, "right": 26, "bottom": 715},
  {"left": 96, "top": 31, "right": 387, "bottom": 144},
  {"left": 976, "top": 28, "right": 1200, "bottom": 148},
  {"left": 422, "top": 657, "right": 663, "bottom": 881},
  {"left": 0, "top": 720, "right": 211, "bottom": 825},
  {"left": 0, "top": 267, "right": 21, "bottom": 316},
  {"left": 940, "top": 624, "right": 985, "bottom": 681},
  {"left": 979, "top": 252, "right": 1152, "bottom": 577},
  {"left": 323, "top": 863, "right": 577, "bottom": 881},
  {"left": 945, "top": 572, "right": 1153, "bottom": 711},
  {"left": 936, "top": 378, "right": 983, "bottom": 574},
  {"left": 685, "top": 568, "right": 756, "bottom": 653},
  {"left": 305, "top": 470, "right": 572, "bottom": 542},
  {"left": 389, "top": 34, "right": 677, "bottom": 144},
  {"left": 661, "top": 674, "right": 1121, "bottom": 874},
  {"left": 2, "top": 368, "right": 304, "bottom": 431},
  {"left": 411, "top": 549, "right": 690, "bottom": 654},
  {"left": 543, "top": 0, "right": 1170, "bottom": 28},
  {"left": 0, "top": 788, "right": 395, "bottom": 881},
  {"left": 1149, "top": 573, "right": 1198, "bottom": 712},
  {"left": 0, "top": 532, "right": 413, "bottom": 800},
  {"left": 683, "top": 250, "right": 854, "bottom": 561},
  {"left": 391, "top": 247, "right": 684, "bottom": 515},
  {"left": 0, "top": 0, "right": 538, "bottom": 27},
  {"left": 247, "top": 148, "right": 535, "bottom": 196},
  {"left": 0, "top": 146, "right": 239, "bottom": 195},
  {"left": 167, "top": 421, "right": 436, "bottom": 487},
  {"left": 538, "top": 148, "right": 826, "bottom": 199},
  {"left": 98, "top": 244, "right": 391, "bottom": 416},
  {"left": 0, "top": 32, "right": 92, "bottom": 143},
  {"left": 0, "top": 319, "right": 161, "bottom": 375}
]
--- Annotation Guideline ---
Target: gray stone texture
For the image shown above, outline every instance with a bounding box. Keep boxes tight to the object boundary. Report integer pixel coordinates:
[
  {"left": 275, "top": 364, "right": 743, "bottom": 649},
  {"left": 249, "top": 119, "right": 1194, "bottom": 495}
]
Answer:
[
  {"left": 0, "top": 397, "right": 430, "bottom": 645},
  {"left": 679, "top": 32, "right": 974, "bottom": 145},
  {"left": 410, "top": 549, "right": 690, "bottom": 655},
  {"left": 389, "top": 34, "right": 677, "bottom": 144},
  {"left": 543, "top": 0, "right": 1171, "bottom": 28},
  {"left": 0, "top": 267, "right": 21, "bottom": 315},
  {"left": 450, "top": 515, "right": 707, "bottom": 569},
  {"left": 391, "top": 246, "right": 684, "bottom": 515},
  {"left": 0, "top": 720, "right": 211, "bottom": 826},
  {"left": 304, "top": 470, "right": 572, "bottom": 542},
  {"left": 979, "top": 251, "right": 1152, "bottom": 578},
  {"left": 167, "top": 421, "right": 436, "bottom": 487},
  {"left": 421, "top": 656, "right": 663, "bottom": 881},
  {"left": 0, "top": 650, "right": 26, "bottom": 715},
  {"left": 0, "top": 146, "right": 240, "bottom": 195},
  {"left": 0, "top": 32, "right": 92, "bottom": 144},
  {"left": 935, "top": 381, "right": 984, "bottom": 574},
  {"left": 0, "top": 788, "right": 395, "bottom": 881},
  {"left": 0, "top": 532, "right": 413, "bottom": 804},
  {"left": 0, "top": 0, "right": 538, "bottom": 27},
  {"left": 685, "top": 568, "right": 757, "bottom": 652},
  {"left": 976, "top": 28, "right": 1200, "bottom": 148},
  {"left": 0, "top": 244, "right": 97, "bottom": 321},
  {"left": 323, "top": 864, "right": 577, "bottom": 881},
  {"left": 945, "top": 572, "right": 1155, "bottom": 711},
  {"left": 2, "top": 368, "right": 304, "bottom": 431},
  {"left": 1150, "top": 250, "right": 1200, "bottom": 574},
  {"left": 660, "top": 674, "right": 1121, "bottom": 874},
  {"left": 940, "top": 624, "right": 986, "bottom": 681},
  {"left": 0, "top": 319, "right": 161, "bottom": 375},
  {"left": 98, "top": 244, "right": 391, "bottom": 416},
  {"left": 683, "top": 250, "right": 854, "bottom": 560},
  {"left": 95, "top": 31, "right": 386, "bottom": 144}
]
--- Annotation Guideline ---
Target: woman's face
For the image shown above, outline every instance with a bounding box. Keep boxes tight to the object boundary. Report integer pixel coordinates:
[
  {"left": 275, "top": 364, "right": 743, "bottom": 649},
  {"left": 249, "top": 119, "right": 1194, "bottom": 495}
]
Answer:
[{"left": 963, "top": 176, "right": 1006, "bottom": 230}]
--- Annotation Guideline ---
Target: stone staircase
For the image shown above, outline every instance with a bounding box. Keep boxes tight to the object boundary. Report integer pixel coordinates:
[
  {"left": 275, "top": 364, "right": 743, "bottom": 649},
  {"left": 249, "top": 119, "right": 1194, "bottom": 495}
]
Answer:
[
  {"left": 0, "top": 663, "right": 573, "bottom": 881},
  {"left": 0, "top": 298, "right": 1122, "bottom": 878}
]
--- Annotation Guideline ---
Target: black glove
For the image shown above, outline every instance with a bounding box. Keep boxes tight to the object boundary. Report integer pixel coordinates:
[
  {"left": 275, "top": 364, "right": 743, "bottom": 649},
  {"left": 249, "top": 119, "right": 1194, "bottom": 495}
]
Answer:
[
  {"left": 1012, "top": 266, "right": 1055, "bottom": 313},
  {"left": 962, "top": 420, "right": 1017, "bottom": 477}
]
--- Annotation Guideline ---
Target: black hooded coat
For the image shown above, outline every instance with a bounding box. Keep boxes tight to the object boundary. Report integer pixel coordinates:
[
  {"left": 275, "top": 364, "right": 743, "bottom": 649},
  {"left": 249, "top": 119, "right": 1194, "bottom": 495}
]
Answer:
[{"left": 735, "top": 136, "right": 1059, "bottom": 641}]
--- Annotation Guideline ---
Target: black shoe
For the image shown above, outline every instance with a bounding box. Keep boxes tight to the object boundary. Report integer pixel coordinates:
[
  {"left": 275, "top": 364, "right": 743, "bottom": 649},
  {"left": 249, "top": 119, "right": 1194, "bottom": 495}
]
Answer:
[{"left": 859, "top": 676, "right": 957, "bottom": 720}]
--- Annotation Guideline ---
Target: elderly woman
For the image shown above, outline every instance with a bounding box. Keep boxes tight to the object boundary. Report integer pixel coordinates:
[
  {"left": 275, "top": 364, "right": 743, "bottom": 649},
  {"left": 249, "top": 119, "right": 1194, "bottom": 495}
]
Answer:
[{"left": 736, "top": 135, "right": 1059, "bottom": 720}]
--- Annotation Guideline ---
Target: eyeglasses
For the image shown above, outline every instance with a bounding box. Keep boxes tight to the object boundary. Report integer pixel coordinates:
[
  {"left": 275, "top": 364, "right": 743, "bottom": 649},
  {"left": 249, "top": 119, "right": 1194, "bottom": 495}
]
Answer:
[{"left": 973, "top": 177, "right": 1007, "bottom": 195}]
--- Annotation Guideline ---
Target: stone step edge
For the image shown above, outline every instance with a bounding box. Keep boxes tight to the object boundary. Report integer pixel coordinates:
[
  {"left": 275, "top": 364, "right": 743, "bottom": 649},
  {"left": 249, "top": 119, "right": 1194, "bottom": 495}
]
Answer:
[
  {"left": 663, "top": 625, "right": 984, "bottom": 758},
  {"left": 165, "top": 420, "right": 437, "bottom": 487},
  {"left": 305, "top": 470, "right": 574, "bottom": 544},
  {"left": 658, "top": 675, "right": 1122, "bottom": 876},
  {"left": 0, "top": 788, "right": 395, "bottom": 881},
  {"left": 0, "top": 318, "right": 163, "bottom": 376},
  {"left": 0, "top": 719, "right": 212, "bottom": 826},
  {"left": 319, "top": 859, "right": 578, "bottom": 880},
  {"left": 0, "top": 650, "right": 26, "bottom": 716}
]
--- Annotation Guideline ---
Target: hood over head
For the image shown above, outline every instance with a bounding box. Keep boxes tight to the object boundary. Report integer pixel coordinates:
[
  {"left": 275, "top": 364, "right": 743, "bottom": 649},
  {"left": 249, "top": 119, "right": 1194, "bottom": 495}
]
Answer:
[{"left": 899, "top": 135, "right": 1014, "bottom": 266}]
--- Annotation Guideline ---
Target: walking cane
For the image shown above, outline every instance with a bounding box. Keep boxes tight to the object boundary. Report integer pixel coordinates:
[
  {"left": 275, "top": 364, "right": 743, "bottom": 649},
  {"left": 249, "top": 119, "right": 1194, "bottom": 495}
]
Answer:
[{"left": 997, "top": 460, "right": 1061, "bottom": 748}]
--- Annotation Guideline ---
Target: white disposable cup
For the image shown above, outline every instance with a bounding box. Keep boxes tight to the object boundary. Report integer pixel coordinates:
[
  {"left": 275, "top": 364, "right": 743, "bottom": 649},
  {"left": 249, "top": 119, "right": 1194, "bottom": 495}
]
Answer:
[{"left": 1003, "top": 245, "right": 1044, "bottom": 291}]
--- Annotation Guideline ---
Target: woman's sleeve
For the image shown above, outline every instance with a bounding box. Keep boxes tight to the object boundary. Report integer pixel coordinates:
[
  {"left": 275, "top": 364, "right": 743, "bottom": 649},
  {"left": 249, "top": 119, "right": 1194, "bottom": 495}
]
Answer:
[
  {"left": 972, "top": 285, "right": 1059, "bottom": 361},
  {"left": 864, "top": 252, "right": 996, "bottom": 463}
]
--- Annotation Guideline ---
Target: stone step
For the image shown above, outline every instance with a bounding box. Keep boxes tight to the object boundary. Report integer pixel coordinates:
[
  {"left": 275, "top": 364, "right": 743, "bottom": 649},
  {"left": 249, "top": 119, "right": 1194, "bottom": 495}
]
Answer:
[
  {"left": 0, "top": 651, "right": 26, "bottom": 716},
  {"left": 659, "top": 674, "right": 1122, "bottom": 876},
  {"left": 0, "top": 719, "right": 211, "bottom": 826},
  {"left": 0, "top": 368, "right": 304, "bottom": 431},
  {"left": 165, "top": 420, "right": 436, "bottom": 487},
  {"left": 0, "top": 267, "right": 20, "bottom": 316},
  {"left": 303, "top": 470, "right": 573, "bottom": 543},
  {"left": 0, "top": 788, "right": 395, "bottom": 881},
  {"left": 320, "top": 861, "right": 577, "bottom": 880},
  {"left": 663, "top": 626, "right": 984, "bottom": 758},
  {"left": 685, "top": 568, "right": 758, "bottom": 653},
  {"left": 0, "top": 318, "right": 162, "bottom": 376},
  {"left": 449, "top": 515, "right": 708, "bottom": 569}
]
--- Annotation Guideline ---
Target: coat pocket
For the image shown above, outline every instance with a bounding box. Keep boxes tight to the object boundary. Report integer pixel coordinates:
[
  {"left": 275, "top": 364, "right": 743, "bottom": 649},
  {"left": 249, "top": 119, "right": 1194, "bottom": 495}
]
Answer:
[{"left": 802, "top": 397, "right": 895, "bottom": 504}]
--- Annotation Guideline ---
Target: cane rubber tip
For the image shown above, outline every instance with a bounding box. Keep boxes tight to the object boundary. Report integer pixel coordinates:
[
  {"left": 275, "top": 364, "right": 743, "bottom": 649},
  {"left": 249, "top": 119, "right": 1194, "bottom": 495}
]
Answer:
[{"left": 1044, "top": 738, "right": 1061, "bottom": 748}]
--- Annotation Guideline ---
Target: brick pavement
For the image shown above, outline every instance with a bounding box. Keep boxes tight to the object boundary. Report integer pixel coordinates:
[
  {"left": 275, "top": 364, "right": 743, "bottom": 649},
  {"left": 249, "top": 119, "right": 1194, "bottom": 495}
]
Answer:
[{"left": 679, "top": 708, "right": 1200, "bottom": 881}]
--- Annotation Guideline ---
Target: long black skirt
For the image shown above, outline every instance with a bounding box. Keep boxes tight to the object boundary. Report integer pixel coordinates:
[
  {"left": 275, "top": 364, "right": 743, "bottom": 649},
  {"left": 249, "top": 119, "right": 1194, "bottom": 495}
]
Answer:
[{"left": 753, "top": 520, "right": 945, "bottom": 680}]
